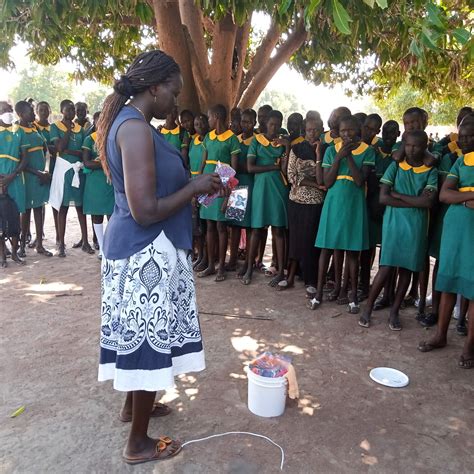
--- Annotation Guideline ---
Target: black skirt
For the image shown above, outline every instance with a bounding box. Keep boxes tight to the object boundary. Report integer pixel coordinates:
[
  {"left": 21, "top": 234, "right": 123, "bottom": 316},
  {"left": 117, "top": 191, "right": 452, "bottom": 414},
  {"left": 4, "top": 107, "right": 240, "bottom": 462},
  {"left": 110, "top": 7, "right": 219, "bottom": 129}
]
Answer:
[
  {"left": 0, "top": 194, "right": 20, "bottom": 237},
  {"left": 288, "top": 200, "right": 323, "bottom": 285}
]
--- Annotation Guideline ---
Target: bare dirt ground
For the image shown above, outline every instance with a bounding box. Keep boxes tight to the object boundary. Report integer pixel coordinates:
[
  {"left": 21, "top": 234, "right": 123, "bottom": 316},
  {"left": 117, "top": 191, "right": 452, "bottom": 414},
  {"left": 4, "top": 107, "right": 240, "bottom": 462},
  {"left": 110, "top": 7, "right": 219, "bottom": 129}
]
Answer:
[{"left": 1, "top": 209, "right": 472, "bottom": 474}]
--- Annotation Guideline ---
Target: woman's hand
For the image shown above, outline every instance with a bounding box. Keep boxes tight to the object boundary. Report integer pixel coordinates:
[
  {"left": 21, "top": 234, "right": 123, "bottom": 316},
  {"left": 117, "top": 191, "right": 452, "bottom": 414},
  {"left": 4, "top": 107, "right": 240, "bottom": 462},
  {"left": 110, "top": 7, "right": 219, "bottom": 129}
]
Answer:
[
  {"left": 464, "top": 199, "right": 474, "bottom": 209},
  {"left": 336, "top": 142, "right": 359, "bottom": 160},
  {"left": 191, "top": 173, "right": 221, "bottom": 195}
]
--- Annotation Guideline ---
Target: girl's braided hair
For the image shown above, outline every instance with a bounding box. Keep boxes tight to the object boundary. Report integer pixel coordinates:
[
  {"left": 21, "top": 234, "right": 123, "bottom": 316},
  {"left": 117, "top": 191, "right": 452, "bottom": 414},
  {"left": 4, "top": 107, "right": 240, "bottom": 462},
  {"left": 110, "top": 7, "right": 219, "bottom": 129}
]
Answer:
[{"left": 96, "top": 50, "right": 180, "bottom": 180}]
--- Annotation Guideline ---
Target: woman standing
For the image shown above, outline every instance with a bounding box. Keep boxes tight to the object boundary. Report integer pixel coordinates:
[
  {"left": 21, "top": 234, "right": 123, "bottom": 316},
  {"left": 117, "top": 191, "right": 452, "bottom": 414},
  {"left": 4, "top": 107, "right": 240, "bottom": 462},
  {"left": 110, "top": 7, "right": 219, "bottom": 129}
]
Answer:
[{"left": 96, "top": 50, "right": 220, "bottom": 464}]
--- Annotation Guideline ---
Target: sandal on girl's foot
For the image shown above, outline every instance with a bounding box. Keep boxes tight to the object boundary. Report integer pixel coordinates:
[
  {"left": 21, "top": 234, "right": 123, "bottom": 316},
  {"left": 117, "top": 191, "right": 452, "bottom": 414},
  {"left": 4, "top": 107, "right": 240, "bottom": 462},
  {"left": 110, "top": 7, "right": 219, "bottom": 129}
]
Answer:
[
  {"left": 306, "top": 286, "right": 317, "bottom": 299},
  {"left": 419, "top": 313, "right": 438, "bottom": 327},
  {"left": 11, "top": 254, "right": 26, "bottom": 265},
  {"left": 18, "top": 245, "right": 26, "bottom": 258},
  {"left": 347, "top": 302, "right": 360, "bottom": 314},
  {"left": 327, "top": 291, "right": 338, "bottom": 302},
  {"left": 358, "top": 314, "right": 371, "bottom": 328},
  {"left": 36, "top": 247, "right": 53, "bottom": 257},
  {"left": 27, "top": 239, "right": 37, "bottom": 249},
  {"left": 82, "top": 244, "right": 95, "bottom": 254},
  {"left": 58, "top": 245, "right": 66, "bottom": 258},
  {"left": 1, "top": 260, "right": 7, "bottom": 268},
  {"left": 215, "top": 272, "right": 226, "bottom": 282},
  {"left": 119, "top": 402, "right": 172, "bottom": 423},
  {"left": 388, "top": 318, "right": 402, "bottom": 331},
  {"left": 268, "top": 274, "right": 285, "bottom": 287},
  {"left": 276, "top": 279, "right": 294, "bottom": 291},
  {"left": 197, "top": 267, "right": 216, "bottom": 278},
  {"left": 417, "top": 340, "right": 446, "bottom": 352},
  {"left": 264, "top": 266, "right": 277, "bottom": 277},
  {"left": 337, "top": 296, "right": 349, "bottom": 305},
  {"left": 123, "top": 437, "right": 182, "bottom": 465},
  {"left": 458, "top": 355, "right": 474, "bottom": 369},
  {"left": 307, "top": 297, "right": 321, "bottom": 310}
]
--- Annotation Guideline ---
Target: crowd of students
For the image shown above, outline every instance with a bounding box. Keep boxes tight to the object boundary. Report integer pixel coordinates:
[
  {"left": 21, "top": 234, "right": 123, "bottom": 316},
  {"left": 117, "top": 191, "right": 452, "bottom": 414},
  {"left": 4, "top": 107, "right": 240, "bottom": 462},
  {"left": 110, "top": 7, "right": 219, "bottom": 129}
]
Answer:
[{"left": 0, "top": 96, "right": 473, "bottom": 368}]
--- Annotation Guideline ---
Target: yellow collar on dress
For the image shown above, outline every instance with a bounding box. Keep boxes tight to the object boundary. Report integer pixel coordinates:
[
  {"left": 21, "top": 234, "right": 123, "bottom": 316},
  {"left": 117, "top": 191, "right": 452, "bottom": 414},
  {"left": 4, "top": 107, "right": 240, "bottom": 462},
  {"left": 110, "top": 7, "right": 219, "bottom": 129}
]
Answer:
[
  {"left": 0, "top": 126, "right": 12, "bottom": 132},
  {"left": 334, "top": 141, "right": 369, "bottom": 155},
  {"left": 55, "top": 120, "right": 82, "bottom": 133},
  {"left": 324, "top": 131, "right": 333, "bottom": 143},
  {"left": 19, "top": 124, "right": 35, "bottom": 133},
  {"left": 161, "top": 125, "right": 180, "bottom": 135},
  {"left": 34, "top": 121, "right": 50, "bottom": 132},
  {"left": 255, "top": 133, "right": 281, "bottom": 147},
  {"left": 238, "top": 133, "right": 255, "bottom": 146},
  {"left": 193, "top": 135, "right": 203, "bottom": 145},
  {"left": 371, "top": 136, "right": 380, "bottom": 145},
  {"left": 464, "top": 151, "right": 474, "bottom": 166},
  {"left": 291, "top": 136, "right": 305, "bottom": 146},
  {"left": 209, "top": 129, "right": 234, "bottom": 141},
  {"left": 399, "top": 160, "right": 432, "bottom": 173},
  {"left": 90, "top": 132, "right": 98, "bottom": 142}
]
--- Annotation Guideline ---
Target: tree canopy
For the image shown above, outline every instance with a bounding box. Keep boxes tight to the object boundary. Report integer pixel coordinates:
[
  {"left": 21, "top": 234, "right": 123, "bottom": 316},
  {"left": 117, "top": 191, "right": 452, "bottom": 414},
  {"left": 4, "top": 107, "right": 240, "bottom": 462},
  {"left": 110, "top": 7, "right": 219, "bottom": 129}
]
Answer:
[{"left": 1, "top": 1, "right": 472, "bottom": 112}]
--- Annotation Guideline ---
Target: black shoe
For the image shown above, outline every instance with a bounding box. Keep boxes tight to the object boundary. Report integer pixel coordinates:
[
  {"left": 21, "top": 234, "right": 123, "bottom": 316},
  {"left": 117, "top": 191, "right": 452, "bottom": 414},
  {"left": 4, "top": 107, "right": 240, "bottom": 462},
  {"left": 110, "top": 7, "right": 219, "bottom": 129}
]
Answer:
[
  {"left": 415, "top": 311, "right": 425, "bottom": 322},
  {"left": 419, "top": 313, "right": 438, "bottom": 327}
]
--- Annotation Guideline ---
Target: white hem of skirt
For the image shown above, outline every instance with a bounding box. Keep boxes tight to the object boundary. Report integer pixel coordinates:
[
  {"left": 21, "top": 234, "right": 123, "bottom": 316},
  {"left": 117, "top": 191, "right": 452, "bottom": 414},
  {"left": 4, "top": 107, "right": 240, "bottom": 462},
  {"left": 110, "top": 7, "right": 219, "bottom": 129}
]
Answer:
[{"left": 98, "top": 351, "right": 206, "bottom": 392}]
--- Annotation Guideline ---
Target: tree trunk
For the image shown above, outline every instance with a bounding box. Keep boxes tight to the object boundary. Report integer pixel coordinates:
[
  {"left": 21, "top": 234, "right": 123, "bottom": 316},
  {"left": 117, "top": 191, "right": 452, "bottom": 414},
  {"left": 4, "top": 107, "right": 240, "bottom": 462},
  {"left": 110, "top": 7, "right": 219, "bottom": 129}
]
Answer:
[{"left": 151, "top": 0, "right": 201, "bottom": 112}]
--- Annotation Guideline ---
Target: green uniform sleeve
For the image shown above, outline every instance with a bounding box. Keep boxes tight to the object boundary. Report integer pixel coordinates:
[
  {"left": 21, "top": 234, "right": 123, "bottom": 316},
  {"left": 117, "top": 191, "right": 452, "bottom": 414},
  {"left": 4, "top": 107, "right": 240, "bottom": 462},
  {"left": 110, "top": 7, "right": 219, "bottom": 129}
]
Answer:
[
  {"left": 447, "top": 158, "right": 460, "bottom": 181},
  {"left": 230, "top": 134, "right": 241, "bottom": 155},
  {"left": 438, "top": 153, "right": 453, "bottom": 176},
  {"left": 82, "top": 135, "right": 92, "bottom": 150},
  {"left": 49, "top": 123, "right": 60, "bottom": 143},
  {"left": 391, "top": 141, "right": 402, "bottom": 152},
  {"left": 322, "top": 145, "right": 335, "bottom": 168},
  {"left": 425, "top": 167, "right": 438, "bottom": 191},
  {"left": 180, "top": 130, "right": 190, "bottom": 149},
  {"left": 362, "top": 146, "right": 376, "bottom": 166},
  {"left": 247, "top": 136, "right": 258, "bottom": 158},
  {"left": 380, "top": 161, "right": 397, "bottom": 187}
]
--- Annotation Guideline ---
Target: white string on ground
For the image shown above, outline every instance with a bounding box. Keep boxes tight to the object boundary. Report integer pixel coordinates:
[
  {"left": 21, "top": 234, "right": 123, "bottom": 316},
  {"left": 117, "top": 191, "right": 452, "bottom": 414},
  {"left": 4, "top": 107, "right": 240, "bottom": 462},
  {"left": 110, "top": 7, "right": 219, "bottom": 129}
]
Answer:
[{"left": 182, "top": 431, "right": 285, "bottom": 470}]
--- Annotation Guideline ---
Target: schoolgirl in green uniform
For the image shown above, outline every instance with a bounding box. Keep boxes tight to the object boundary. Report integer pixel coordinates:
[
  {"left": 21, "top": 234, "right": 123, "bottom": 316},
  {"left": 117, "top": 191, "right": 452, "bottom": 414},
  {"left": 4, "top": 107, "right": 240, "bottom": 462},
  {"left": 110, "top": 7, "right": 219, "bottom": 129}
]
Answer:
[
  {"left": 179, "top": 109, "right": 195, "bottom": 138},
  {"left": 228, "top": 108, "right": 256, "bottom": 273},
  {"left": 15, "top": 101, "right": 52, "bottom": 258},
  {"left": 0, "top": 101, "right": 28, "bottom": 265},
  {"left": 160, "top": 106, "right": 189, "bottom": 165},
  {"left": 359, "top": 130, "right": 438, "bottom": 330},
  {"left": 189, "top": 113, "right": 209, "bottom": 271},
  {"left": 358, "top": 113, "right": 384, "bottom": 298},
  {"left": 311, "top": 116, "right": 375, "bottom": 313},
  {"left": 82, "top": 122, "right": 115, "bottom": 258},
  {"left": 198, "top": 104, "right": 240, "bottom": 282},
  {"left": 50, "top": 99, "right": 91, "bottom": 257},
  {"left": 319, "top": 106, "right": 351, "bottom": 148},
  {"left": 418, "top": 119, "right": 474, "bottom": 369},
  {"left": 240, "top": 110, "right": 289, "bottom": 286}
]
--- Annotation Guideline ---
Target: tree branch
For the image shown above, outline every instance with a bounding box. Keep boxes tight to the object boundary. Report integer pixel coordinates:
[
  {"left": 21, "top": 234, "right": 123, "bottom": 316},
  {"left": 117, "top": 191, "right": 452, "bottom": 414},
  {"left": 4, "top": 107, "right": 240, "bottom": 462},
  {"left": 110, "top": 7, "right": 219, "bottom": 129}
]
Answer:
[
  {"left": 238, "top": 18, "right": 281, "bottom": 100},
  {"left": 238, "top": 18, "right": 308, "bottom": 109},
  {"left": 231, "top": 14, "right": 252, "bottom": 106}
]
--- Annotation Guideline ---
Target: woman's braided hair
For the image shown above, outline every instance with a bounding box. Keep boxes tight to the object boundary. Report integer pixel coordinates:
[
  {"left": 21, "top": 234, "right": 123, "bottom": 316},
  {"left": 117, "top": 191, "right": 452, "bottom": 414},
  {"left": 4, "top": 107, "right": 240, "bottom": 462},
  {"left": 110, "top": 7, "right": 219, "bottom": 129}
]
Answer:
[{"left": 97, "top": 50, "right": 180, "bottom": 180}]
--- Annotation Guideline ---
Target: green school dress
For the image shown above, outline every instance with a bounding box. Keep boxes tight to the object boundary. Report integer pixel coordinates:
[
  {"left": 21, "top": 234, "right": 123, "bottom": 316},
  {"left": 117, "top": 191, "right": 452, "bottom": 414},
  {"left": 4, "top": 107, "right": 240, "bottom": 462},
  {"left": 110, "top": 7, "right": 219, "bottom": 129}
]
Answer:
[
  {"left": 19, "top": 125, "right": 49, "bottom": 209},
  {"left": 82, "top": 132, "right": 115, "bottom": 216},
  {"left": 368, "top": 147, "right": 393, "bottom": 247},
  {"left": 228, "top": 133, "right": 255, "bottom": 228},
  {"left": 49, "top": 121, "right": 85, "bottom": 207},
  {"left": 316, "top": 142, "right": 375, "bottom": 251},
  {"left": 189, "top": 134, "right": 204, "bottom": 178},
  {"left": 199, "top": 129, "right": 241, "bottom": 222},
  {"left": 161, "top": 125, "right": 189, "bottom": 152},
  {"left": 436, "top": 152, "right": 474, "bottom": 299},
  {"left": 379, "top": 160, "right": 438, "bottom": 272},
  {"left": 0, "top": 125, "right": 27, "bottom": 213},
  {"left": 429, "top": 152, "right": 458, "bottom": 259},
  {"left": 249, "top": 134, "right": 288, "bottom": 228}
]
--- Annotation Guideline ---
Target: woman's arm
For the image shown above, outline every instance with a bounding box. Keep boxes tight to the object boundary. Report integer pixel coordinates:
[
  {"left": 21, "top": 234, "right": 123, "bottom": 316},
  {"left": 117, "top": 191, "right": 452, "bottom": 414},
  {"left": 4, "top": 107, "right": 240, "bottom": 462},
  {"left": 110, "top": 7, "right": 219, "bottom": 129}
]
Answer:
[
  {"left": 82, "top": 148, "right": 102, "bottom": 170},
  {"left": 440, "top": 178, "right": 474, "bottom": 204},
  {"left": 118, "top": 120, "right": 220, "bottom": 226}
]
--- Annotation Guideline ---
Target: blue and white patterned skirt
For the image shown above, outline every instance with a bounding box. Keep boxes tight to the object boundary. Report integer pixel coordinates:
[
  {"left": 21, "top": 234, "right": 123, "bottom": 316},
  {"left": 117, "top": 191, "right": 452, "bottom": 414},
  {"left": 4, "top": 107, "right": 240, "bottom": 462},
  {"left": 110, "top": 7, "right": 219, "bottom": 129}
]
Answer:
[{"left": 98, "top": 231, "right": 205, "bottom": 391}]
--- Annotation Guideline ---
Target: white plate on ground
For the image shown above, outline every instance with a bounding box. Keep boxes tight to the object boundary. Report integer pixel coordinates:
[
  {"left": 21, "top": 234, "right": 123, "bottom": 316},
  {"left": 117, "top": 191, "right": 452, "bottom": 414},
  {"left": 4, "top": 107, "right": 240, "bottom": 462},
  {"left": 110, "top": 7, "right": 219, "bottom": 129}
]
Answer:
[{"left": 369, "top": 367, "right": 409, "bottom": 388}]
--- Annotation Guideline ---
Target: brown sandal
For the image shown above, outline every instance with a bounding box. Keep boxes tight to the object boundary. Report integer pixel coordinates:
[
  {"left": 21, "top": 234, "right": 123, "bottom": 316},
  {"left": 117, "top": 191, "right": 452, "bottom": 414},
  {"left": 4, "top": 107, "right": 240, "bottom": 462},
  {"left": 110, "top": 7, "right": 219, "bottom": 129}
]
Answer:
[{"left": 123, "top": 436, "right": 182, "bottom": 465}]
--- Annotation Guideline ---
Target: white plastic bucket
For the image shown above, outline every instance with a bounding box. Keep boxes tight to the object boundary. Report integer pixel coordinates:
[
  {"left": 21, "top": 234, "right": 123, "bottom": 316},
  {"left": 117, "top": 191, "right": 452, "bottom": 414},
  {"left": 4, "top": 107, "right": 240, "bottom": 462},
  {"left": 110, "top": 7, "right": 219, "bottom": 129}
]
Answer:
[{"left": 246, "top": 367, "right": 287, "bottom": 417}]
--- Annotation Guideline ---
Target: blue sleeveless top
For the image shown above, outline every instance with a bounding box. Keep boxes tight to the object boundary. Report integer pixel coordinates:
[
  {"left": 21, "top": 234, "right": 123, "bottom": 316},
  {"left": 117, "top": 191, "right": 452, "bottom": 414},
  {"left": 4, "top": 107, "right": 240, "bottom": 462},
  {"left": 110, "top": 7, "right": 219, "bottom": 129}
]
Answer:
[{"left": 103, "top": 106, "right": 192, "bottom": 260}]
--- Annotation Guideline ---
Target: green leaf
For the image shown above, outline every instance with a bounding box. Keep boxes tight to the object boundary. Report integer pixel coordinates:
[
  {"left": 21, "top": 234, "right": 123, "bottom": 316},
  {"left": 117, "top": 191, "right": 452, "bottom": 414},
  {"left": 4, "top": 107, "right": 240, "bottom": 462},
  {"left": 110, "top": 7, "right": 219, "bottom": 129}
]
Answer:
[
  {"left": 453, "top": 28, "right": 470, "bottom": 45},
  {"left": 363, "top": 0, "right": 375, "bottom": 7},
  {"left": 409, "top": 39, "right": 422, "bottom": 57},
  {"left": 304, "top": 0, "right": 321, "bottom": 29},
  {"left": 278, "top": 0, "right": 292, "bottom": 16},
  {"left": 426, "top": 3, "right": 444, "bottom": 29},
  {"left": 375, "top": 0, "right": 388, "bottom": 8},
  {"left": 331, "top": 0, "right": 352, "bottom": 35},
  {"left": 421, "top": 26, "right": 439, "bottom": 49}
]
